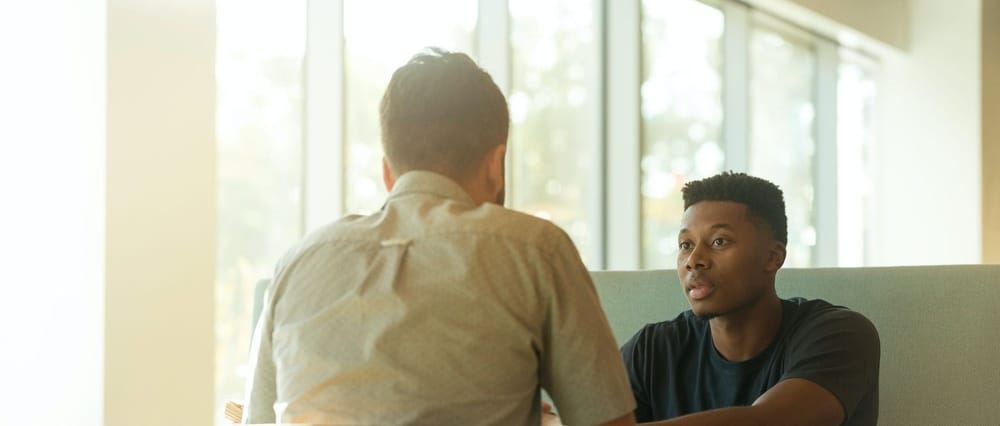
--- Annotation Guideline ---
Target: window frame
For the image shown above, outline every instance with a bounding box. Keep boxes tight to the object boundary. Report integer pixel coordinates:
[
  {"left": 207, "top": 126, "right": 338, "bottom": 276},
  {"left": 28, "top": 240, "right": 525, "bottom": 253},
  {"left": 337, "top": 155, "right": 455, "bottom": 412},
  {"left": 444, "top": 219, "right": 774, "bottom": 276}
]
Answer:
[
  {"left": 746, "top": 10, "right": 839, "bottom": 267},
  {"left": 299, "top": 0, "right": 872, "bottom": 268}
]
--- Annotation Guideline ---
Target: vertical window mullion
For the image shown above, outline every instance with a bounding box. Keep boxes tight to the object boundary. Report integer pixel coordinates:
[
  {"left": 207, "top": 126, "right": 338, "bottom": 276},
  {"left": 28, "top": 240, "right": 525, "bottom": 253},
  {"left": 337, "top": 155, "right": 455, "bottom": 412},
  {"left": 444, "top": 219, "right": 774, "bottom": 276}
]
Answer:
[
  {"left": 476, "top": 0, "right": 510, "bottom": 94},
  {"left": 605, "top": 0, "right": 641, "bottom": 270},
  {"left": 814, "top": 38, "right": 839, "bottom": 266},
  {"left": 591, "top": 0, "right": 607, "bottom": 269},
  {"left": 476, "top": 0, "right": 511, "bottom": 203},
  {"left": 304, "top": 0, "right": 345, "bottom": 232},
  {"left": 722, "top": 1, "right": 749, "bottom": 172}
]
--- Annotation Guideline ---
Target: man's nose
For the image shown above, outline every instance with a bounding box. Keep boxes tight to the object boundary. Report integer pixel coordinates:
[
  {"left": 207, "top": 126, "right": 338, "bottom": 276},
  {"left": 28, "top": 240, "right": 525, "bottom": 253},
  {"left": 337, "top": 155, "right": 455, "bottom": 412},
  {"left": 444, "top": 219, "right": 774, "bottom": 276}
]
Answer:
[{"left": 685, "top": 245, "right": 711, "bottom": 270}]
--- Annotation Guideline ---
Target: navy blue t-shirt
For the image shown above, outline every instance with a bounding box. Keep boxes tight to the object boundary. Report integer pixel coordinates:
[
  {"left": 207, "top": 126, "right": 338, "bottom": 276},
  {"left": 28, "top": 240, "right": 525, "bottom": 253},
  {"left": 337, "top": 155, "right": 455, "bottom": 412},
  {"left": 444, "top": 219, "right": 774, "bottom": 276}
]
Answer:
[{"left": 621, "top": 298, "right": 879, "bottom": 425}]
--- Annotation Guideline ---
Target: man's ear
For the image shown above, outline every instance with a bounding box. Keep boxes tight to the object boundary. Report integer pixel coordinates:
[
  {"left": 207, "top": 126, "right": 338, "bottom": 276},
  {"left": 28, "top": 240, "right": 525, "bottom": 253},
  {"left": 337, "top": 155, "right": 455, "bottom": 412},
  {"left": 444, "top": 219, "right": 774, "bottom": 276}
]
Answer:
[
  {"left": 382, "top": 158, "right": 396, "bottom": 191},
  {"left": 765, "top": 242, "right": 787, "bottom": 273},
  {"left": 485, "top": 144, "right": 506, "bottom": 195}
]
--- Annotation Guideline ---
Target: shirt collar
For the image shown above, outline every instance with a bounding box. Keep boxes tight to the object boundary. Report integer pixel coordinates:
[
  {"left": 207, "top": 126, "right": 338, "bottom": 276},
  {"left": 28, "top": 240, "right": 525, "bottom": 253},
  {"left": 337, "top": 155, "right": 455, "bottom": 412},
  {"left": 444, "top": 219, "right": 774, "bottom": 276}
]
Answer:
[{"left": 385, "top": 170, "right": 476, "bottom": 207}]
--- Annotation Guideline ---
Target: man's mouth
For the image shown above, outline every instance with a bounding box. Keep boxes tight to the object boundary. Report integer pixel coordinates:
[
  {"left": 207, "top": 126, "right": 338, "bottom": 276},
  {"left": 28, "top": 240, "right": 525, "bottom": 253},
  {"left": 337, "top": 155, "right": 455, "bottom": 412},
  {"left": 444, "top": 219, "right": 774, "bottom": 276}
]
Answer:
[
  {"left": 688, "top": 285, "right": 714, "bottom": 300},
  {"left": 686, "top": 277, "right": 715, "bottom": 301}
]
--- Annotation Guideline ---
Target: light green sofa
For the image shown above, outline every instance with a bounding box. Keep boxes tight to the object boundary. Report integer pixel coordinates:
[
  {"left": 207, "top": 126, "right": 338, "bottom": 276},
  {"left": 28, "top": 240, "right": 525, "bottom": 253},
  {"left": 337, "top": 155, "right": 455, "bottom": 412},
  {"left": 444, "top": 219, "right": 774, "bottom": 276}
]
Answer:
[
  {"left": 592, "top": 265, "right": 1000, "bottom": 426},
  {"left": 251, "top": 265, "right": 999, "bottom": 424}
]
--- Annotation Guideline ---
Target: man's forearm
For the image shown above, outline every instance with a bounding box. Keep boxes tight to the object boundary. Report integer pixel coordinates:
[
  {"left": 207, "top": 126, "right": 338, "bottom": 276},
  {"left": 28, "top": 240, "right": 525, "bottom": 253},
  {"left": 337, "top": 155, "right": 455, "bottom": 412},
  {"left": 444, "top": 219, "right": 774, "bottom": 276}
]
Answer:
[{"left": 640, "top": 406, "right": 764, "bottom": 426}]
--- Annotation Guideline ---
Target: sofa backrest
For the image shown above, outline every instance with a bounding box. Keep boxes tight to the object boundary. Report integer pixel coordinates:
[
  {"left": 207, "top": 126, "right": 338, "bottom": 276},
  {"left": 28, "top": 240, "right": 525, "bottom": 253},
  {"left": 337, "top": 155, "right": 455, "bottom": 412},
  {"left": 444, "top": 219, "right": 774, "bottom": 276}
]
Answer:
[{"left": 591, "top": 265, "right": 1000, "bottom": 426}]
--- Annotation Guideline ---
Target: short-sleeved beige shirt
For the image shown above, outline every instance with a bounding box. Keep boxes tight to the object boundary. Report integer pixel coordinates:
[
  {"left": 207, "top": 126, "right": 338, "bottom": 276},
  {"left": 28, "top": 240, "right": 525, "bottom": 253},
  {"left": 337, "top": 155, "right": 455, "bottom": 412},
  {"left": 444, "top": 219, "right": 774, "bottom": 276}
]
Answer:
[{"left": 244, "top": 171, "right": 635, "bottom": 425}]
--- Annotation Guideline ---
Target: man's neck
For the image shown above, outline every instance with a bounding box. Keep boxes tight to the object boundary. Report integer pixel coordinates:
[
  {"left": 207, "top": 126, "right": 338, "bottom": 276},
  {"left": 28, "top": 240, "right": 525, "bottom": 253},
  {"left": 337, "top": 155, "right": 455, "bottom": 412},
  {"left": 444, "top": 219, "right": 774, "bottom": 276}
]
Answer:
[{"left": 708, "top": 294, "right": 783, "bottom": 362}]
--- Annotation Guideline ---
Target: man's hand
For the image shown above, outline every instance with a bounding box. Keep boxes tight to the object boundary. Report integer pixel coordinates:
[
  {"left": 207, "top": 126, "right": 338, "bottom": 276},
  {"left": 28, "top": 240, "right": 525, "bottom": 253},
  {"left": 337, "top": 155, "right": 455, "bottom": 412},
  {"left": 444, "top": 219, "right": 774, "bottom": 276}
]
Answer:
[{"left": 541, "top": 401, "right": 565, "bottom": 426}]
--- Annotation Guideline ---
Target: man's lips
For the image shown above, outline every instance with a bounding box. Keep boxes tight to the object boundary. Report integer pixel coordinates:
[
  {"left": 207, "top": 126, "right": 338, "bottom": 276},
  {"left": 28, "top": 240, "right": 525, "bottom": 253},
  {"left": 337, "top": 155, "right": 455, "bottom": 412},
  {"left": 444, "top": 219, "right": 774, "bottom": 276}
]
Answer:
[{"left": 685, "top": 276, "right": 715, "bottom": 301}]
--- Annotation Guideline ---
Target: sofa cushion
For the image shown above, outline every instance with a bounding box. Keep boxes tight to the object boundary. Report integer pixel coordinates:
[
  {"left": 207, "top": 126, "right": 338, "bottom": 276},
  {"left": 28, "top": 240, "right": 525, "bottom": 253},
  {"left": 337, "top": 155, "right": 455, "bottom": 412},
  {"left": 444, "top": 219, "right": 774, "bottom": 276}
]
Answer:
[{"left": 591, "top": 265, "right": 1000, "bottom": 426}]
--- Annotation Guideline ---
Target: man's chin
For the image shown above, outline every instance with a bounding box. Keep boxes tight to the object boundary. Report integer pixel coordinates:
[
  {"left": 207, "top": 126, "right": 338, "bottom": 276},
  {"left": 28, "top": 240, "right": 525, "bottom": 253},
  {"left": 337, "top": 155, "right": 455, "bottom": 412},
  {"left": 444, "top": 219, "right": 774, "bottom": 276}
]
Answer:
[
  {"left": 694, "top": 311, "right": 718, "bottom": 320},
  {"left": 690, "top": 305, "right": 719, "bottom": 320}
]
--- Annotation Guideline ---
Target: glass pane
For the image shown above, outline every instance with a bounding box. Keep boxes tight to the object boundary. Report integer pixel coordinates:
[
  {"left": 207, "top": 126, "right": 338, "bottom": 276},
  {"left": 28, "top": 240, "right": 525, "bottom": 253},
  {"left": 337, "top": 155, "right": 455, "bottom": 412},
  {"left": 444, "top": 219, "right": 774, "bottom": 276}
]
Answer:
[
  {"left": 749, "top": 25, "right": 816, "bottom": 267},
  {"left": 343, "top": 0, "right": 477, "bottom": 214},
  {"left": 215, "top": 0, "right": 306, "bottom": 424},
  {"left": 640, "top": 0, "right": 724, "bottom": 269},
  {"left": 837, "top": 57, "right": 877, "bottom": 266},
  {"left": 509, "top": 0, "right": 600, "bottom": 266}
]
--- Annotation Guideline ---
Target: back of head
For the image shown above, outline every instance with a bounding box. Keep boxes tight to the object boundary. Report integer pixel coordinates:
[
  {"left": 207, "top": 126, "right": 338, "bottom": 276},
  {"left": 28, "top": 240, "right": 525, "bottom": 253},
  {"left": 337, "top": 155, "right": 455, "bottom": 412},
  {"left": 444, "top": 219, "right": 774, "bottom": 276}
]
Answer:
[
  {"left": 681, "top": 171, "right": 788, "bottom": 245},
  {"left": 380, "top": 48, "right": 509, "bottom": 181}
]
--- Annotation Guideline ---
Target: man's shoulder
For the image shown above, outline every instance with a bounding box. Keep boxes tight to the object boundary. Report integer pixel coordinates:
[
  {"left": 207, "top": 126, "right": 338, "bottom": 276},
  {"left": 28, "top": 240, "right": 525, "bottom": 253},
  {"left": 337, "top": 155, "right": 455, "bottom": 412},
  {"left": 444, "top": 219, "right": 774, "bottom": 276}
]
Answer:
[
  {"left": 784, "top": 297, "right": 879, "bottom": 339},
  {"left": 786, "top": 297, "right": 872, "bottom": 321},
  {"left": 272, "top": 213, "right": 376, "bottom": 269},
  {"left": 451, "top": 203, "right": 577, "bottom": 251},
  {"left": 626, "top": 310, "right": 705, "bottom": 350},
  {"left": 278, "top": 203, "right": 573, "bottom": 267},
  {"left": 476, "top": 203, "right": 568, "bottom": 232}
]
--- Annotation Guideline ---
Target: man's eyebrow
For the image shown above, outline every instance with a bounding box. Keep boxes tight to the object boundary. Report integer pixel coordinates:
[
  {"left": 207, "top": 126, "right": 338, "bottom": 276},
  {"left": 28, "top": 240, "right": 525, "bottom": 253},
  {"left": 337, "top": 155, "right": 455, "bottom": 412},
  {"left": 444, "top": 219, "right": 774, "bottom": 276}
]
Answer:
[
  {"left": 679, "top": 223, "right": 736, "bottom": 236},
  {"left": 678, "top": 223, "right": 733, "bottom": 234},
  {"left": 709, "top": 224, "right": 735, "bottom": 230}
]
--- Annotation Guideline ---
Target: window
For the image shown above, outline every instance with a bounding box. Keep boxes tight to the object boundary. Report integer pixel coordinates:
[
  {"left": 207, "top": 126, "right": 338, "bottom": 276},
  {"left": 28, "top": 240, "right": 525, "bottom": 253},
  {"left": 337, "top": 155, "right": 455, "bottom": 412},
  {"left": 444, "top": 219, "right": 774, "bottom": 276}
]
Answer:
[
  {"left": 836, "top": 54, "right": 877, "bottom": 266},
  {"left": 214, "top": 0, "right": 305, "bottom": 423},
  {"left": 509, "top": 0, "right": 602, "bottom": 265},
  {"left": 215, "top": 2, "right": 880, "bottom": 422},
  {"left": 640, "top": 0, "right": 724, "bottom": 269},
  {"left": 748, "top": 20, "right": 817, "bottom": 267},
  {"left": 636, "top": 4, "right": 871, "bottom": 269},
  {"left": 343, "top": 0, "right": 477, "bottom": 214}
]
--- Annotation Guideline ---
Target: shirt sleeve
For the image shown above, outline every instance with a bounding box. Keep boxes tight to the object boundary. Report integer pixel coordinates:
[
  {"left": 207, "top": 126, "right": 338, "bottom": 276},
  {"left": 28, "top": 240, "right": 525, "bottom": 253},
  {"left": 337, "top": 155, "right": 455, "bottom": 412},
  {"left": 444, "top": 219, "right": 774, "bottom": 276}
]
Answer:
[
  {"left": 621, "top": 327, "right": 655, "bottom": 422},
  {"left": 242, "top": 282, "right": 278, "bottom": 423},
  {"left": 781, "top": 308, "right": 880, "bottom": 420},
  {"left": 538, "top": 228, "right": 637, "bottom": 426}
]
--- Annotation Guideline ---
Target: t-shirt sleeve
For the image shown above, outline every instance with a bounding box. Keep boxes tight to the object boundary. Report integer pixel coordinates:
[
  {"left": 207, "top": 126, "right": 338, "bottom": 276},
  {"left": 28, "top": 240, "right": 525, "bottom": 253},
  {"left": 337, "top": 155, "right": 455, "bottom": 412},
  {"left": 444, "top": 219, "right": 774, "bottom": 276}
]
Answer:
[
  {"left": 621, "top": 327, "right": 655, "bottom": 422},
  {"left": 781, "top": 309, "right": 880, "bottom": 420},
  {"left": 539, "top": 229, "right": 637, "bottom": 426}
]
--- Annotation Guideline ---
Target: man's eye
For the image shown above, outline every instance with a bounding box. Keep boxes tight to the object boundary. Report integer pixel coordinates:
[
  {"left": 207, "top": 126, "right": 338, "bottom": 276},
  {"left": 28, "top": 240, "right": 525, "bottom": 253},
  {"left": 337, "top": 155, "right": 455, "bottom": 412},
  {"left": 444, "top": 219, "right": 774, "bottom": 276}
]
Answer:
[
  {"left": 712, "top": 238, "right": 726, "bottom": 246},
  {"left": 679, "top": 241, "right": 692, "bottom": 250}
]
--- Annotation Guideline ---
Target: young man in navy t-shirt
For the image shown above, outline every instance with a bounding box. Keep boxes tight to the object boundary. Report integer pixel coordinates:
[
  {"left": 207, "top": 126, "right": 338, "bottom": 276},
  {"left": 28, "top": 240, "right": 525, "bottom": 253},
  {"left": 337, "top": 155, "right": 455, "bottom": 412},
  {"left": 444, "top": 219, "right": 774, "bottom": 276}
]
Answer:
[{"left": 621, "top": 172, "right": 879, "bottom": 426}]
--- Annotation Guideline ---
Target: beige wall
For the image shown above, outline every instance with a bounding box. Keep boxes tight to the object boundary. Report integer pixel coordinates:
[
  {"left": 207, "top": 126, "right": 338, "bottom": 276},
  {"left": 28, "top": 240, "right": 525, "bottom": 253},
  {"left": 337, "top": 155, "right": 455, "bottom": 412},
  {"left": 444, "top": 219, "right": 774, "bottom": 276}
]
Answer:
[
  {"left": 985, "top": 0, "right": 1000, "bottom": 264},
  {"left": 105, "top": 0, "right": 216, "bottom": 425},
  {"left": 748, "top": 0, "right": 909, "bottom": 51},
  {"left": 787, "top": 0, "right": 909, "bottom": 49},
  {"left": 0, "top": 2, "right": 106, "bottom": 425},
  {"left": 872, "top": 0, "right": 982, "bottom": 265}
]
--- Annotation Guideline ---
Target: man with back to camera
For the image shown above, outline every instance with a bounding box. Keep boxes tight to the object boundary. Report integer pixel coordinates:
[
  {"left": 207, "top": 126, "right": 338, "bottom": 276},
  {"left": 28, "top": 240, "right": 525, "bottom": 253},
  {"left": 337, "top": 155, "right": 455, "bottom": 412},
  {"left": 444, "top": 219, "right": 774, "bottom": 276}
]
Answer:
[
  {"left": 617, "top": 171, "right": 880, "bottom": 425},
  {"left": 241, "top": 48, "right": 636, "bottom": 426}
]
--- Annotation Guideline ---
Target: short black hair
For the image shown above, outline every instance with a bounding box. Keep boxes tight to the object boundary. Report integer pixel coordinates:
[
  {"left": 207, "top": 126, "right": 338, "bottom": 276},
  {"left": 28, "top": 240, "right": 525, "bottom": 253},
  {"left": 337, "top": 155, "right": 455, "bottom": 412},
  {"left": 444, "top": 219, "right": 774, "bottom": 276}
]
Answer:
[
  {"left": 681, "top": 171, "right": 788, "bottom": 245},
  {"left": 380, "top": 47, "right": 509, "bottom": 180}
]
